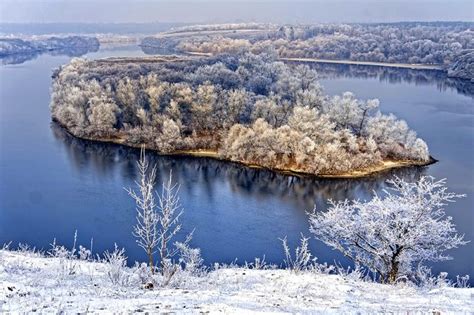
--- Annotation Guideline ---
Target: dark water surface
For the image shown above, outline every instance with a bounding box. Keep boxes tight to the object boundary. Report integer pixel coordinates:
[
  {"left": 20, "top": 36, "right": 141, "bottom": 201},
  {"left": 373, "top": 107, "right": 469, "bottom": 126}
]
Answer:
[{"left": 0, "top": 47, "right": 472, "bottom": 283}]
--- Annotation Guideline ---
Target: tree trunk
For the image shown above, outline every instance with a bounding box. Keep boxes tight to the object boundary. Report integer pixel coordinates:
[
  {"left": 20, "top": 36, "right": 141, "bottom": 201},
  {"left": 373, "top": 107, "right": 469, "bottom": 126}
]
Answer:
[
  {"left": 388, "top": 260, "right": 399, "bottom": 283},
  {"left": 388, "top": 247, "right": 403, "bottom": 283},
  {"left": 148, "top": 248, "right": 154, "bottom": 274},
  {"left": 160, "top": 241, "right": 166, "bottom": 276}
]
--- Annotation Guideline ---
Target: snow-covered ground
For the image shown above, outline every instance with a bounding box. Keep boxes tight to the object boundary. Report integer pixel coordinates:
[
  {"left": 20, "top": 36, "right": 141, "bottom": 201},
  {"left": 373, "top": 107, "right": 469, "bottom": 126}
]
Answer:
[{"left": 1, "top": 250, "right": 472, "bottom": 313}]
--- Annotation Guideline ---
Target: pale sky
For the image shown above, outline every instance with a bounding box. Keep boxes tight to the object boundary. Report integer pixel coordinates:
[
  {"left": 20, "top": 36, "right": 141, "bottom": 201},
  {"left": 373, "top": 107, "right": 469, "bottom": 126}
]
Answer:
[{"left": 0, "top": 0, "right": 473, "bottom": 24}]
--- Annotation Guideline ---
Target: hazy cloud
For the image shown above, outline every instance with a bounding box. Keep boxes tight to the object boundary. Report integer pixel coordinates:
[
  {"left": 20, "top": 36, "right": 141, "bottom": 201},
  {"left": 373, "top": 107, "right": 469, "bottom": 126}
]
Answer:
[{"left": 0, "top": 0, "right": 473, "bottom": 23}]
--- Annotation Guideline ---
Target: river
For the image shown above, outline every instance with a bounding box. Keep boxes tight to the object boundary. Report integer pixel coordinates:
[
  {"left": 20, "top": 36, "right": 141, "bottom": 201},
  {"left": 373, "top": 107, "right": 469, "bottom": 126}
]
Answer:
[{"left": 0, "top": 45, "right": 472, "bottom": 283}]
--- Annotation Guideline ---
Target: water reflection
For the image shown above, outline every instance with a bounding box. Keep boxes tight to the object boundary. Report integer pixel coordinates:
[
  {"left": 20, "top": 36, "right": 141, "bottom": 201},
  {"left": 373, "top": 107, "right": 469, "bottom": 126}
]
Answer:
[
  {"left": 139, "top": 45, "right": 178, "bottom": 56},
  {"left": 51, "top": 122, "right": 429, "bottom": 212},
  {"left": 302, "top": 62, "right": 474, "bottom": 98},
  {"left": 0, "top": 45, "right": 100, "bottom": 65}
]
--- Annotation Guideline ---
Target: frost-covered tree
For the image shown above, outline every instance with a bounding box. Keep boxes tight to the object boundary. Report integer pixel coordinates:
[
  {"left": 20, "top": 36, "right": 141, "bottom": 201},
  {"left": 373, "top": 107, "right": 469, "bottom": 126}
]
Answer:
[
  {"left": 156, "top": 118, "right": 181, "bottom": 153},
  {"left": 87, "top": 95, "right": 120, "bottom": 136},
  {"left": 126, "top": 147, "right": 159, "bottom": 274},
  {"left": 117, "top": 77, "right": 140, "bottom": 126},
  {"left": 308, "top": 176, "right": 466, "bottom": 283},
  {"left": 126, "top": 148, "right": 193, "bottom": 282},
  {"left": 223, "top": 88, "right": 249, "bottom": 127},
  {"left": 287, "top": 106, "right": 336, "bottom": 145},
  {"left": 192, "top": 83, "right": 217, "bottom": 133},
  {"left": 156, "top": 170, "right": 190, "bottom": 285},
  {"left": 323, "top": 92, "right": 379, "bottom": 134}
]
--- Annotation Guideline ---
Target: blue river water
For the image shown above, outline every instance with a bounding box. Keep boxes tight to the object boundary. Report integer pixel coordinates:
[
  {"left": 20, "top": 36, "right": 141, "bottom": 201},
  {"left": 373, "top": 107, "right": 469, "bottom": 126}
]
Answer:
[{"left": 0, "top": 46, "right": 472, "bottom": 283}]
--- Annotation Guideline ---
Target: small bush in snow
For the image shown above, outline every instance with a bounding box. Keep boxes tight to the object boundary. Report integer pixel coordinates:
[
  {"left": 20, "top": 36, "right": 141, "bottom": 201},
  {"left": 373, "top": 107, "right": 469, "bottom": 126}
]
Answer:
[
  {"left": 335, "top": 263, "right": 372, "bottom": 282},
  {"left": 134, "top": 262, "right": 153, "bottom": 285},
  {"left": 309, "top": 259, "right": 335, "bottom": 275},
  {"left": 48, "top": 236, "right": 79, "bottom": 277},
  {"left": 18, "top": 243, "right": 34, "bottom": 253},
  {"left": 2, "top": 242, "right": 12, "bottom": 250},
  {"left": 280, "top": 234, "right": 314, "bottom": 273},
  {"left": 245, "top": 256, "right": 274, "bottom": 270},
  {"left": 455, "top": 275, "right": 470, "bottom": 288},
  {"left": 103, "top": 244, "right": 130, "bottom": 286},
  {"left": 413, "top": 265, "right": 470, "bottom": 289},
  {"left": 176, "top": 238, "right": 204, "bottom": 276}
]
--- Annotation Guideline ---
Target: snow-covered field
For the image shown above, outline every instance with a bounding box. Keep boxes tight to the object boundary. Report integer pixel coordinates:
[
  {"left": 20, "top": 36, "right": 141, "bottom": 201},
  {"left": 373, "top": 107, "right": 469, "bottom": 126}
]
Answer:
[{"left": 1, "top": 250, "right": 472, "bottom": 313}]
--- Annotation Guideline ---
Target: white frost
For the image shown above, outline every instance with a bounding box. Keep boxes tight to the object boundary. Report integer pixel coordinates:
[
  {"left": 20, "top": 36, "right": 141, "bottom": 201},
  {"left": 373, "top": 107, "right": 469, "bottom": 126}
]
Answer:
[{"left": 1, "top": 250, "right": 472, "bottom": 313}]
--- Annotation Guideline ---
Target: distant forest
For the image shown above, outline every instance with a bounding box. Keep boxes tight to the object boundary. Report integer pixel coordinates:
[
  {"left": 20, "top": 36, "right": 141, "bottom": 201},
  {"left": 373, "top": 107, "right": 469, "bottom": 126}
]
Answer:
[{"left": 142, "top": 22, "right": 473, "bottom": 76}]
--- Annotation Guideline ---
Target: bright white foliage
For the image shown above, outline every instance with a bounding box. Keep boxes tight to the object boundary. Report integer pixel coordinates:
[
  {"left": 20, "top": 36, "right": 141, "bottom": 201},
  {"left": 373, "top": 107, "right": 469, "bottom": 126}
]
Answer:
[
  {"left": 103, "top": 244, "right": 130, "bottom": 286},
  {"left": 280, "top": 234, "right": 314, "bottom": 273},
  {"left": 87, "top": 95, "right": 120, "bottom": 134},
  {"left": 126, "top": 148, "right": 159, "bottom": 273},
  {"left": 51, "top": 53, "right": 431, "bottom": 175},
  {"left": 156, "top": 118, "right": 181, "bottom": 153},
  {"left": 308, "top": 176, "right": 466, "bottom": 283},
  {"left": 155, "top": 170, "right": 195, "bottom": 286}
]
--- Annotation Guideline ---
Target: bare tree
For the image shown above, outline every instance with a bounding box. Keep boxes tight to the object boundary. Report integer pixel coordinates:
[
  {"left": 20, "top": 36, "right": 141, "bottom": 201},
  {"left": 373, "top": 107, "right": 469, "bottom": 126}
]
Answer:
[
  {"left": 156, "top": 171, "right": 189, "bottom": 285},
  {"left": 127, "top": 147, "right": 194, "bottom": 285},
  {"left": 126, "top": 147, "right": 159, "bottom": 274}
]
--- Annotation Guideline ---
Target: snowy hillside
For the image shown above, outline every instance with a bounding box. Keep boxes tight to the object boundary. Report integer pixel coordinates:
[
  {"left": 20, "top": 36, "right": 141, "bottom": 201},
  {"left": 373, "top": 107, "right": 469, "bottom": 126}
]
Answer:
[{"left": 1, "top": 250, "right": 472, "bottom": 313}]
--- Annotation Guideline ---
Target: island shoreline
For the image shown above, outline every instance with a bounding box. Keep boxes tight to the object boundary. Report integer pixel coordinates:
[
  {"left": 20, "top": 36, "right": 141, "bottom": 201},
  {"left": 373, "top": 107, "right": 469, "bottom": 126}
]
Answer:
[
  {"left": 53, "top": 121, "right": 436, "bottom": 179},
  {"left": 279, "top": 57, "right": 445, "bottom": 71}
]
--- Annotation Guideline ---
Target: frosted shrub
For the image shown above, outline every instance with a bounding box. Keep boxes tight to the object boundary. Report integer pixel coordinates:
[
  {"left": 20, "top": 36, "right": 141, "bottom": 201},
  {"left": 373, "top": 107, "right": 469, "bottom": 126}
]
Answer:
[
  {"left": 127, "top": 148, "right": 197, "bottom": 287},
  {"left": 78, "top": 245, "right": 92, "bottom": 261},
  {"left": 150, "top": 165, "right": 196, "bottom": 286},
  {"left": 17, "top": 243, "right": 34, "bottom": 253},
  {"left": 414, "top": 265, "right": 470, "bottom": 289},
  {"left": 310, "top": 259, "right": 335, "bottom": 275},
  {"left": 48, "top": 234, "right": 79, "bottom": 277},
  {"left": 2, "top": 242, "right": 12, "bottom": 250},
  {"left": 175, "top": 239, "right": 204, "bottom": 276},
  {"left": 161, "top": 258, "right": 179, "bottom": 286},
  {"left": 335, "top": 263, "right": 372, "bottom": 282},
  {"left": 103, "top": 244, "right": 130, "bottom": 286},
  {"left": 48, "top": 240, "right": 73, "bottom": 259},
  {"left": 414, "top": 265, "right": 450, "bottom": 289},
  {"left": 280, "top": 234, "right": 314, "bottom": 273},
  {"left": 455, "top": 275, "right": 470, "bottom": 288},
  {"left": 245, "top": 256, "right": 272, "bottom": 270},
  {"left": 134, "top": 262, "right": 153, "bottom": 285}
]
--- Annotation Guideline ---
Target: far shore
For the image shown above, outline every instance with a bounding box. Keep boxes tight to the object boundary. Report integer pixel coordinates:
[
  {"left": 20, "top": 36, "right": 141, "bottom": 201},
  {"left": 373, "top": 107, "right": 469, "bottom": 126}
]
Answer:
[
  {"left": 152, "top": 28, "right": 272, "bottom": 39},
  {"left": 280, "top": 57, "right": 445, "bottom": 71},
  {"left": 136, "top": 47, "right": 447, "bottom": 73},
  {"left": 55, "top": 123, "right": 435, "bottom": 179},
  {"left": 180, "top": 51, "right": 446, "bottom": 71}
]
